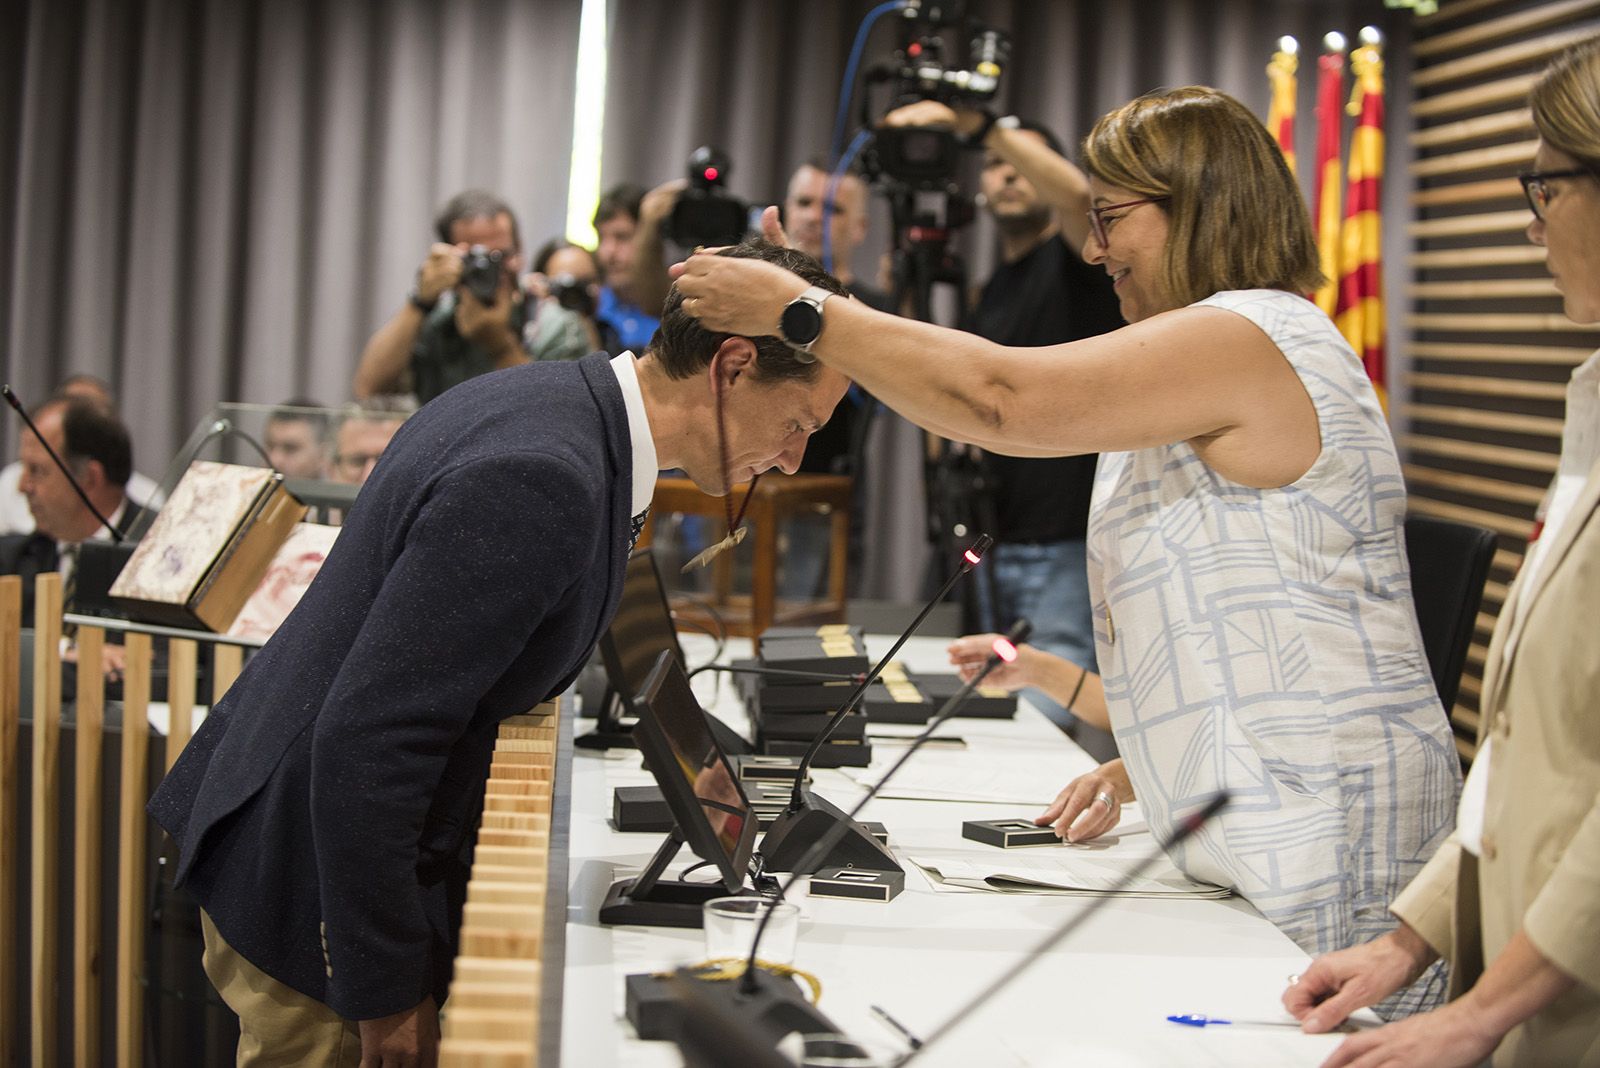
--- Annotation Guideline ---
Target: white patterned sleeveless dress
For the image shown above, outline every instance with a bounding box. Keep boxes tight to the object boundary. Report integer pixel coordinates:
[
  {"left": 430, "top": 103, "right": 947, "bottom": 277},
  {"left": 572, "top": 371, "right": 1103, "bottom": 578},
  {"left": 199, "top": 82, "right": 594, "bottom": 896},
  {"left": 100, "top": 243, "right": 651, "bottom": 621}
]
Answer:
[{"left": 1087, "top": 289, "right": 1459, "bottom": 1016}]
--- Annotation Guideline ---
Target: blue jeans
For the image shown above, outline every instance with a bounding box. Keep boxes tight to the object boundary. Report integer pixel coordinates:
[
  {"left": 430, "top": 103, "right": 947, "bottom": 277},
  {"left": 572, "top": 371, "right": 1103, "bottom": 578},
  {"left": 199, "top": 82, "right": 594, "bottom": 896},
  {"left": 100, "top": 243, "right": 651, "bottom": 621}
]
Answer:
[{"left": 975, "top": 540, "right": 1118, "bottom": 761}]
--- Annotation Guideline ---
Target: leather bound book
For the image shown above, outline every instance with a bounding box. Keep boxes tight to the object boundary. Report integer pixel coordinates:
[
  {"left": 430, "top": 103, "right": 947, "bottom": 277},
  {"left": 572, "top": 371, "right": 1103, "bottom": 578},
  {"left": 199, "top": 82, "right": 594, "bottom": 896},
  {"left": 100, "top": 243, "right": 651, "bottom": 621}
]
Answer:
[{"left": 110, "top": 461, "right": 307, "bottom": 632}]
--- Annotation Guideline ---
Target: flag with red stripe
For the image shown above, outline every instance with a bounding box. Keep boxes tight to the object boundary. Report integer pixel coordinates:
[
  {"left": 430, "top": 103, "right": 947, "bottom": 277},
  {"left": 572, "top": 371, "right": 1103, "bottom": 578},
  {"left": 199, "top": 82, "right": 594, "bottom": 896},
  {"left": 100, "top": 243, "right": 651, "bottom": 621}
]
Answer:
[
  {"left": 1267, "top": 41, "right": 1298, "bottom": 177},
  {"left": 1312, "top": 46, "right": 1344, "bottom": 316},
  {"left": 1336, "top": 40, "right": 1387, "bottom": 410}
]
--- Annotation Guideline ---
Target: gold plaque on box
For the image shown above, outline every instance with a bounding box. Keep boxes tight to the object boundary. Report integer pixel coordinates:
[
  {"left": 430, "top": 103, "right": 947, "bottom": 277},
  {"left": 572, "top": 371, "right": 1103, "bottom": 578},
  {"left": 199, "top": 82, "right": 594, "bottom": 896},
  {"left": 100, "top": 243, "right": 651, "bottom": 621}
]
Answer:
[{"left": 110, "top": 461, "right": 307, "bottom": 632}]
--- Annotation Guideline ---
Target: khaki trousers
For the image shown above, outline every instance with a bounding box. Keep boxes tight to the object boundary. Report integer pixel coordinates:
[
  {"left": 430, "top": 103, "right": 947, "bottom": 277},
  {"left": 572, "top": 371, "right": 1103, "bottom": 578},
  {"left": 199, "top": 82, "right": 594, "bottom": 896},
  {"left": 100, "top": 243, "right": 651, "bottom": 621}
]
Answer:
[{"left": 200, "top": 910, "right": 362, "bottom": 1067}]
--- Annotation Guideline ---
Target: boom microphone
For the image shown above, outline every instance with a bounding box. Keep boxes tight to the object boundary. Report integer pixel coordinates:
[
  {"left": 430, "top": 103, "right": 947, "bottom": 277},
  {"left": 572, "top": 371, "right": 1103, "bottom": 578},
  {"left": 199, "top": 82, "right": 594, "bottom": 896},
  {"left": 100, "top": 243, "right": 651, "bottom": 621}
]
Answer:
[{"left": 755, "top": 533, "right": 992, "bottom": 873}]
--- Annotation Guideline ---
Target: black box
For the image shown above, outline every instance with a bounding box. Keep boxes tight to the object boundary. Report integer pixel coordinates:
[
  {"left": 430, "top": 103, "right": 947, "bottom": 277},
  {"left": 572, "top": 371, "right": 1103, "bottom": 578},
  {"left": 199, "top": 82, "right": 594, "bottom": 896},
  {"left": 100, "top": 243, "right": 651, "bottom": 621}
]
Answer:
[
  {"left": 759, "top": 624, "right": 863, "bottom": 644},
  {"left": 962, "top": 818, "right": 1061, "bottom": 848},
  {"left": 757, "top": 635, "right": 869, "bottom": 679},
  {"left": 762, "top": 737, "right": 872, "bottom": 768},
  {"left": 612, "top": 785, "right": 675, "bottom": 833},
  {"left": 808, "top": 866, "right": 905, "bottom": 902},
  {"left": 756, "top": 708, "right": 868, "bottom": 743},
  {"left": 753, "top": 679, "right": 859, "bottom": 712},
  {"left": 913, "top": 672, "right": 1018, "bottom": 718}
]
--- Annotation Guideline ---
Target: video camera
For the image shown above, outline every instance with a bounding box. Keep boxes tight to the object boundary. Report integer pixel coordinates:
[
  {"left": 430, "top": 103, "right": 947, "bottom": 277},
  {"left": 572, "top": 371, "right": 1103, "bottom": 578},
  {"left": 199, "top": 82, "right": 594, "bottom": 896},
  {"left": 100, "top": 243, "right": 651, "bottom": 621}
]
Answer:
[
  {"left": 661, "top": 146, "right": 751, "bottom": 249},
  {"left": 459, "top": 245, "right": 507, "bottom": 305},
  {"left": 864, "top": 1, "right": 1010, "bottom": 186}
]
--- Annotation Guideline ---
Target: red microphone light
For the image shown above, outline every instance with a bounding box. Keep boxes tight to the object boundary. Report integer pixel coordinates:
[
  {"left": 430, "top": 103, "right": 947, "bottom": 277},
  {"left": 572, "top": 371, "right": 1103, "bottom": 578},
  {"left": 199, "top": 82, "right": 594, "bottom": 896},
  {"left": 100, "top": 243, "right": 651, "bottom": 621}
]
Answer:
[
  {"left": 704, "top": 167, "right": 719, "bottom": 181},
  {"left": 992, "top": 638, "right": 1018, "bottom": 663},
  {"left": 963, "top": 549, "right": 980, "bottom": 565}
]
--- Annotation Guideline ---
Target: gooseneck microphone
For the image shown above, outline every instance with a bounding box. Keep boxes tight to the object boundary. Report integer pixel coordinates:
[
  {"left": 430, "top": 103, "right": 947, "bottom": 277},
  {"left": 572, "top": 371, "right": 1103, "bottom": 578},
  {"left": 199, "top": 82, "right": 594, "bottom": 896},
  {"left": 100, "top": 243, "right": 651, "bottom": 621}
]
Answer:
[
  {"left": 2, "top": 384, "right": 126, "bottom": 543},
  {"left": 898, "top": 790, "right": 1232, "bottom": 1063},
  {"left": 738, "top": 619, "right": 1032, "bottom": 999},
  {"left": 754, "top": 534, "right": 993, "bottom": 874},
  {"left": 689, "top": 662, "right": 864, "bottom": 684}
]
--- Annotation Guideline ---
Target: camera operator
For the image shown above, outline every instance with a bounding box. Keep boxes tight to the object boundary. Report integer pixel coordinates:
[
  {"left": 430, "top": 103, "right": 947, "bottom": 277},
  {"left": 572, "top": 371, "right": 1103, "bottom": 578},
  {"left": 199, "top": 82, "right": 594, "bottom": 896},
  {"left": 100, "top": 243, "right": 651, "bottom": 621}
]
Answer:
[
  {"left": 354, "top": 189, "right": 531, "bottom": 405},
  {"left": 524, "top": 238, "right": 620, "bottom": 361},
  {"left": 893, "top": 103, "right": 1124, "bottom": 759}
]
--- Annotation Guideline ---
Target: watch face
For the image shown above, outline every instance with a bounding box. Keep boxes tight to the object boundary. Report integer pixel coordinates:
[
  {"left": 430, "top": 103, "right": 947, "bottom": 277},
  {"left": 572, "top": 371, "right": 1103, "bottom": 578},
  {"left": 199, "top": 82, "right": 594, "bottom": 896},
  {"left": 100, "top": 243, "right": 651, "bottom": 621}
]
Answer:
[{"left": 781, "top": 299, "right": 823, "bottom": 346}]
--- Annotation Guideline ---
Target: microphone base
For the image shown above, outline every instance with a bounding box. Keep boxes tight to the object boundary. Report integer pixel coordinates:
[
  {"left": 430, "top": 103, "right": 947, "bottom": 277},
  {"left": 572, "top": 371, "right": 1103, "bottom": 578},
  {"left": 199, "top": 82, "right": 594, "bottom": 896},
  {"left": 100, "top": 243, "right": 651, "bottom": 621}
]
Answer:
[
  {"left": 627, "top": 965, "right": 840, "bottom": 1056},
  {"left": 757, "top": 787, "right": 903, "bottom": 875}
]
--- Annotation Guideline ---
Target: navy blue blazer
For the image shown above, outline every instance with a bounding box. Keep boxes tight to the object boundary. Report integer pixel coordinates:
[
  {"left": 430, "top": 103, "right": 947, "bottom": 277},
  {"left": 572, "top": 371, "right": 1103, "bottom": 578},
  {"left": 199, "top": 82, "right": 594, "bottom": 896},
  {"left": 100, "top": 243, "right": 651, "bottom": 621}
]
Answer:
[{"left": 149, "top": 354, "right": 634, "bottom": 1020}]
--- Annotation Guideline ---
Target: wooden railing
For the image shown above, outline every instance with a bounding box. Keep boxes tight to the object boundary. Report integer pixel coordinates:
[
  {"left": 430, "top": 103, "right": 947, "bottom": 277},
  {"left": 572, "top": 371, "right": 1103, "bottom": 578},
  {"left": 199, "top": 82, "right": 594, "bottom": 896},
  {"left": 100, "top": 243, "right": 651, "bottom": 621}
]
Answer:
[{"left": 438, "top": 699, "right": 569, "bottom": 1066}]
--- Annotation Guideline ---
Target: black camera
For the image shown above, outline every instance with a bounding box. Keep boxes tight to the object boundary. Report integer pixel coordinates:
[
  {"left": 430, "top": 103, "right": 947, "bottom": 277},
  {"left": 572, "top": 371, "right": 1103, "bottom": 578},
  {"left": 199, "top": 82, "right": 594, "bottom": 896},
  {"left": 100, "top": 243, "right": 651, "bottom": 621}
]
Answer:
[
  {"left": 459, "top": 245, "right": 506, "bottom": 305},
  {"left": 865, "top": 2, "right": 1010, "bottom": 187},
  {"left": 661, "top": 146, "right": 750, "bottom": 249},
  {"left": 547, "top": 273, "right": 596, "bottom": 319}
]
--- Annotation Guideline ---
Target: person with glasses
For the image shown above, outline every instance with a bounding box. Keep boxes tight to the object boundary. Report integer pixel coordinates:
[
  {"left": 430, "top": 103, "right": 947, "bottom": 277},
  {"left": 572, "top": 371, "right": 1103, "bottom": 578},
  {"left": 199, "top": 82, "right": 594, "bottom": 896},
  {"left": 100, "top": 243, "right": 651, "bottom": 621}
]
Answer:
[
  {"left": 1286, "top": 37, "right": 1600, "bottom": 1068},
  {"left": 675, "top": 85, "right": 1458, "bottom": 1018},
  {"left": 329, "top": 397, "right": 417, "bottom": 488}
]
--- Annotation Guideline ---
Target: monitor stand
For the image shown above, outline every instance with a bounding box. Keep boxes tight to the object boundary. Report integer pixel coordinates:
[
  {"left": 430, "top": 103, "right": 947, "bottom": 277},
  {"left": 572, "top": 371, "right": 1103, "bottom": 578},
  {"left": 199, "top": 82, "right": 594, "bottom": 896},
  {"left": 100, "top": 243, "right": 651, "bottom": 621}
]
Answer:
[
  {"left": 599, "top": 828, "right": 735, "bottom": 929},
  {"left": 575, "top": 688, "right": 637, "bottom": 751}
]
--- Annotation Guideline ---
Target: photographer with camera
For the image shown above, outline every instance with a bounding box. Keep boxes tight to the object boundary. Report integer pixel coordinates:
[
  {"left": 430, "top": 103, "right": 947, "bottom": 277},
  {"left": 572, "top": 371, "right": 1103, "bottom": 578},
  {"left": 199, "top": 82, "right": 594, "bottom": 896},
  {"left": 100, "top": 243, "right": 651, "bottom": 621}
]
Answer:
[
  {"left": 354, "top": 189, "right": 531, "bottom": 405},
  {"left": 524, "top": 238, "right": 620, "bottom": 362}
]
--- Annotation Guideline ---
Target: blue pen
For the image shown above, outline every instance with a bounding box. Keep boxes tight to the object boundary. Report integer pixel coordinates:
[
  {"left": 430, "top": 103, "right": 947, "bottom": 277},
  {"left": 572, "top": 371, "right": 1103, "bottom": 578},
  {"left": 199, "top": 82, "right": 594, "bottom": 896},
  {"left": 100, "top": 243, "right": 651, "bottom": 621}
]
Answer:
[{"left": 1167, "top": 1014, "right": 1305, "bottom": 1028}]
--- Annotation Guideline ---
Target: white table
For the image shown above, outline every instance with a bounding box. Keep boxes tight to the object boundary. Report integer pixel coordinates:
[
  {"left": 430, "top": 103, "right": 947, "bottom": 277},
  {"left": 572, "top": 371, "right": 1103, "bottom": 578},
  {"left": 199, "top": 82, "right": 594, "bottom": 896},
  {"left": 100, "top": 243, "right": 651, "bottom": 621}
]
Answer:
[{"left": 560, "top": 635, "right": 1360, "bottom": 1066}]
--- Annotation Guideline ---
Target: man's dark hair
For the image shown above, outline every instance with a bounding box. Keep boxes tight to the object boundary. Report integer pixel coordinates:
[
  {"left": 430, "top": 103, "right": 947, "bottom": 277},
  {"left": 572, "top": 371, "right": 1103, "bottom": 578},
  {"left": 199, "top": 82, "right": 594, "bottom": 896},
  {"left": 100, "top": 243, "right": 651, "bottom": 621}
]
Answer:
[
  {"left": 651, "top": 240, "right": 848, "bottom": 384},
  {"left": 1016, "top": 119, "right": 1065, "bottom": 157},
  {"left": 433, "top": 189, "right": 521, "bottom": 248},
  {"left": 268, "top": 398, "right": 331, "bottom": 441},
  {"left": 592, "top": 183, "right": 645, "bottom": 228},
  {"left": 532, "top": 237, "right": 598, "bottom": 275},
  {"left": 59, "top": 398, "right": 132, "bottom": 488},
  {"left": 798, "top": 156, "right": 866, "bottom": 182}
]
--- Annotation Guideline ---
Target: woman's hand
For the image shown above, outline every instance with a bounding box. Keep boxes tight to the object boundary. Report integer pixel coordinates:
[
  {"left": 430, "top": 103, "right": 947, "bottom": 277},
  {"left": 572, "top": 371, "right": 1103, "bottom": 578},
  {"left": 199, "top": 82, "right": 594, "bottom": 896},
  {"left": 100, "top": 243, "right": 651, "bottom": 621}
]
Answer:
[
  {"left": 672, "top": 252, "right": 807, "bottom": 337},
  {"left": 947, "top": 634, "right": 1036, "bottom": 692},
  {"left": 1314, "top": 1000, "right": 1499, "bottom": 1068},
  {"left": 1036, "top": 759, "right": 1133, "bottom": 842},
  {"left": 1284, "top": 927, "right": 1437, "bottom": 1035}
]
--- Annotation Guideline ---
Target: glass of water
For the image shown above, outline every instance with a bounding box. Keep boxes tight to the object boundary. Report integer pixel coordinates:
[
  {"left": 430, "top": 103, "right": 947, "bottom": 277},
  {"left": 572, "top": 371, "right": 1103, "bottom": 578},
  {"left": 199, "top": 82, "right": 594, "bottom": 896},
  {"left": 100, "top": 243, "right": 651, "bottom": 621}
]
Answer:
[{"left": 702, "top": 895, "right": 800, "bottom": 966}]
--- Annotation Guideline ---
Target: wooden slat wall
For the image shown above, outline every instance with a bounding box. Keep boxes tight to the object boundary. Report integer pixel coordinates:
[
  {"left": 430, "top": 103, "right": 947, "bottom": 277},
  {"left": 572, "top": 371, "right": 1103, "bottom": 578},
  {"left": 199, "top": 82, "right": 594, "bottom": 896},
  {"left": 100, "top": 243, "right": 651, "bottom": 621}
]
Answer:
[{"left": 1409, "top": 0, "right": 1600, "bottom": 758}]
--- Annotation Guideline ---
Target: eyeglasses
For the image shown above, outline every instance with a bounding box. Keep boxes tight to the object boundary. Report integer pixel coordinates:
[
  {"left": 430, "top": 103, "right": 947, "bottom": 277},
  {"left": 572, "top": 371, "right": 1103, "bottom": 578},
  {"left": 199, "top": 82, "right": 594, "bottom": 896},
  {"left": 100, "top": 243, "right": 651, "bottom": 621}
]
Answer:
[
  {"left": 1086, "top": 197, "right": 1170, "bottom": 247},
  {"left": 1518, "top": 168, "right": 1594, "bottom": 220}
]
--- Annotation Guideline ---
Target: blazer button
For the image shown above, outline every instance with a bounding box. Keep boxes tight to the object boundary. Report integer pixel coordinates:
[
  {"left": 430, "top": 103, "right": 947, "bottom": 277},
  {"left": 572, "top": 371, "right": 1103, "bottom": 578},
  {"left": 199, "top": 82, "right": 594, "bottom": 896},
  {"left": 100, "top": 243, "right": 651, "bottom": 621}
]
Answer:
[{"left": 1480, "top": 834, "right": 1497, "bottom": 862}]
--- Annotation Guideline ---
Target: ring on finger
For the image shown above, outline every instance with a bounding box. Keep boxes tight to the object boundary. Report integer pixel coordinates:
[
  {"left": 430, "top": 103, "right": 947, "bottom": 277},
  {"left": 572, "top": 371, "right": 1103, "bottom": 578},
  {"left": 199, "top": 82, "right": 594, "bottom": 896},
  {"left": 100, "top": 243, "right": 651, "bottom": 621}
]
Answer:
[{"left": 1094, "top": 790, "right": 1115, "bottom": 810}]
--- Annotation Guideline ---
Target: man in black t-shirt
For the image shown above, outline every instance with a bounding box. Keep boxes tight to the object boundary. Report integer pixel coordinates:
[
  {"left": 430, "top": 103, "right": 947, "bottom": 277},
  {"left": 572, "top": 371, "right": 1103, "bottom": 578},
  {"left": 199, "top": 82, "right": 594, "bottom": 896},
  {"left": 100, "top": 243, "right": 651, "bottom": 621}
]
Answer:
[{"left": 965, "top": 120, "right": 1124, "bottom": 758}]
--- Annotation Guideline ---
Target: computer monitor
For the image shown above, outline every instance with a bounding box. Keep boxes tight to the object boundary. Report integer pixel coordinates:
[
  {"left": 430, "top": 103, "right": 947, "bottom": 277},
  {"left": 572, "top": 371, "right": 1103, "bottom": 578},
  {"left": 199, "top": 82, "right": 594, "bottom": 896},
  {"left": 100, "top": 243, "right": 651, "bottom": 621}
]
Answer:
[
  {"left": 598, "top": 548, "right": 685, "bottom": 718},
  {"left": 633, "top": 650, "right": 756, "bottom": 890}
]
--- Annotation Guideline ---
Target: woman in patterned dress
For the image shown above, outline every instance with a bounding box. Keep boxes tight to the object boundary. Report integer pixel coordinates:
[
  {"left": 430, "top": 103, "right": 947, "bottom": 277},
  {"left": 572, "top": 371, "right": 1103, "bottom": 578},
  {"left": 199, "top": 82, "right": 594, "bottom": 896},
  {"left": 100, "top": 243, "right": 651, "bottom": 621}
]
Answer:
[{"left": 676, "top": 85, "right": 1459, "bottom": 1015}]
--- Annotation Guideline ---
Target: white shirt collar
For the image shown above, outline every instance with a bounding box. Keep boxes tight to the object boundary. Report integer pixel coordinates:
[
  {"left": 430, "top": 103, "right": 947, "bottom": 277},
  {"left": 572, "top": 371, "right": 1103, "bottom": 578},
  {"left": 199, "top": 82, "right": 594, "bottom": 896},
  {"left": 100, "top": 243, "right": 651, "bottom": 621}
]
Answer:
[{"left": 608, "top": 351, "right": 658, "bottom": 517}]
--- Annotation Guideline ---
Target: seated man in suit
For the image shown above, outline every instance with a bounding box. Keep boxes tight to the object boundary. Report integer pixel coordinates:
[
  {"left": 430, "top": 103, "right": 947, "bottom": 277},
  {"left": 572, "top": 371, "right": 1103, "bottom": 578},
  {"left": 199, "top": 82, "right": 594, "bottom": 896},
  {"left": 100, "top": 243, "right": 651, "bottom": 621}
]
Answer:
[
  {"left": 3, "top": 397, "right": 139, "bottom": 607},
  {"left": 1, "top": 396, "right": 141, "bottom": 678},
  {"left": 148, "top": 240, "right": 851, "bottom": 1067}
]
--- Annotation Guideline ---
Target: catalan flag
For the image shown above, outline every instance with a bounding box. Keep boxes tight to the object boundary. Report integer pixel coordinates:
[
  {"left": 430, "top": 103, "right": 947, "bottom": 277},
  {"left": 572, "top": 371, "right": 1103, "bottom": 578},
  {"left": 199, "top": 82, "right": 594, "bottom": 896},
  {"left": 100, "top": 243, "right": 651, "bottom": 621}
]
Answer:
[
  {"left": 1336, "top": 36, "right": 1387, "bottom": 409},
  {"left": 1267, "top": 38, "right": 1299, "bottom": 177},
  {"left": 1312, "top": 38, "right": 1345, "bottom": 316}
]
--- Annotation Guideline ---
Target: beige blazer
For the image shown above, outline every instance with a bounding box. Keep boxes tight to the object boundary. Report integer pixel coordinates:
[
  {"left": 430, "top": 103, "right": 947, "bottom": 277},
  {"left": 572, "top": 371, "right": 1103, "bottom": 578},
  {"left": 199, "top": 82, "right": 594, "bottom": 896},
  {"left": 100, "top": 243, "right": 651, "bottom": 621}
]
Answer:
[{"left": 1392, "top": 453, "right": 1600, "bottom": 1068}]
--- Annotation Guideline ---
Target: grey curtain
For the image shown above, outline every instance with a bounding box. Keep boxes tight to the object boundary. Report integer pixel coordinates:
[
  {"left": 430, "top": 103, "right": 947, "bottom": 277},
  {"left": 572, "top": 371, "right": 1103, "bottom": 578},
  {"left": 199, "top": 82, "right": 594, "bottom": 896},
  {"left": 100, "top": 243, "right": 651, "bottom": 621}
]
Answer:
[{"left": 3, "top": 0, "right": 581, "bottom": 474}]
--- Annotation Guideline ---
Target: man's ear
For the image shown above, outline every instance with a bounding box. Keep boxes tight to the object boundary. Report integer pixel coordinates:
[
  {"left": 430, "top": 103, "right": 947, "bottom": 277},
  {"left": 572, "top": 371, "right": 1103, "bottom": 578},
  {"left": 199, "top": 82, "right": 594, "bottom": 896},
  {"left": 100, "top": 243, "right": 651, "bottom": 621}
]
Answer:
[
  {"left": 710, "top": 336, "right": 759, "bottom": 392},
  {"left": 77, "top": 459, "right": 107, "bottom": 493}
]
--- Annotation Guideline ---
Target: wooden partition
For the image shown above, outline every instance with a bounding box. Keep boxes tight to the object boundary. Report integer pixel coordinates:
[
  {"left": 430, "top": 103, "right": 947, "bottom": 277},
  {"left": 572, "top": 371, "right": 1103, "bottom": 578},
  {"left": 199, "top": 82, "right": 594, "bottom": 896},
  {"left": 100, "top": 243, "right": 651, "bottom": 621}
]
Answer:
[
  {"left": 1407, "top": 0, "right": 1600, "bottom": 758},
  {"left": 439, "top": 699, "right": 569, "bottom": 1067},
  {"left": 0, "top": 572, "right": 255, "bottom": 1067}
]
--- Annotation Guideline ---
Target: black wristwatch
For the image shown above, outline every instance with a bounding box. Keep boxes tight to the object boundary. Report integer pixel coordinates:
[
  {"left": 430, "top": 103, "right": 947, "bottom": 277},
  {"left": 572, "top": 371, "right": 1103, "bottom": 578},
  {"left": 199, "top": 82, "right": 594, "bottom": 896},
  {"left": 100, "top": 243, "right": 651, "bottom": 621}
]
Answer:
[
  {"left": 408, "top": 288, "right": 437, "bottom": 314},
  {"left": 779, "top": 286, "right": 835, "bottom": 355}
]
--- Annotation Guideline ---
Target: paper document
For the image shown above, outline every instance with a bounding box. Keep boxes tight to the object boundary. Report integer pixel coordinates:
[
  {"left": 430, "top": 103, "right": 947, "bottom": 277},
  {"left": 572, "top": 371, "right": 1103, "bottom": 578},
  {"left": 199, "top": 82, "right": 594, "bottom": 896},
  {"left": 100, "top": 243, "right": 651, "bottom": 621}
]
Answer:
[{"left": 910, "top": 851, "right": 1230, "bottom": 899}]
